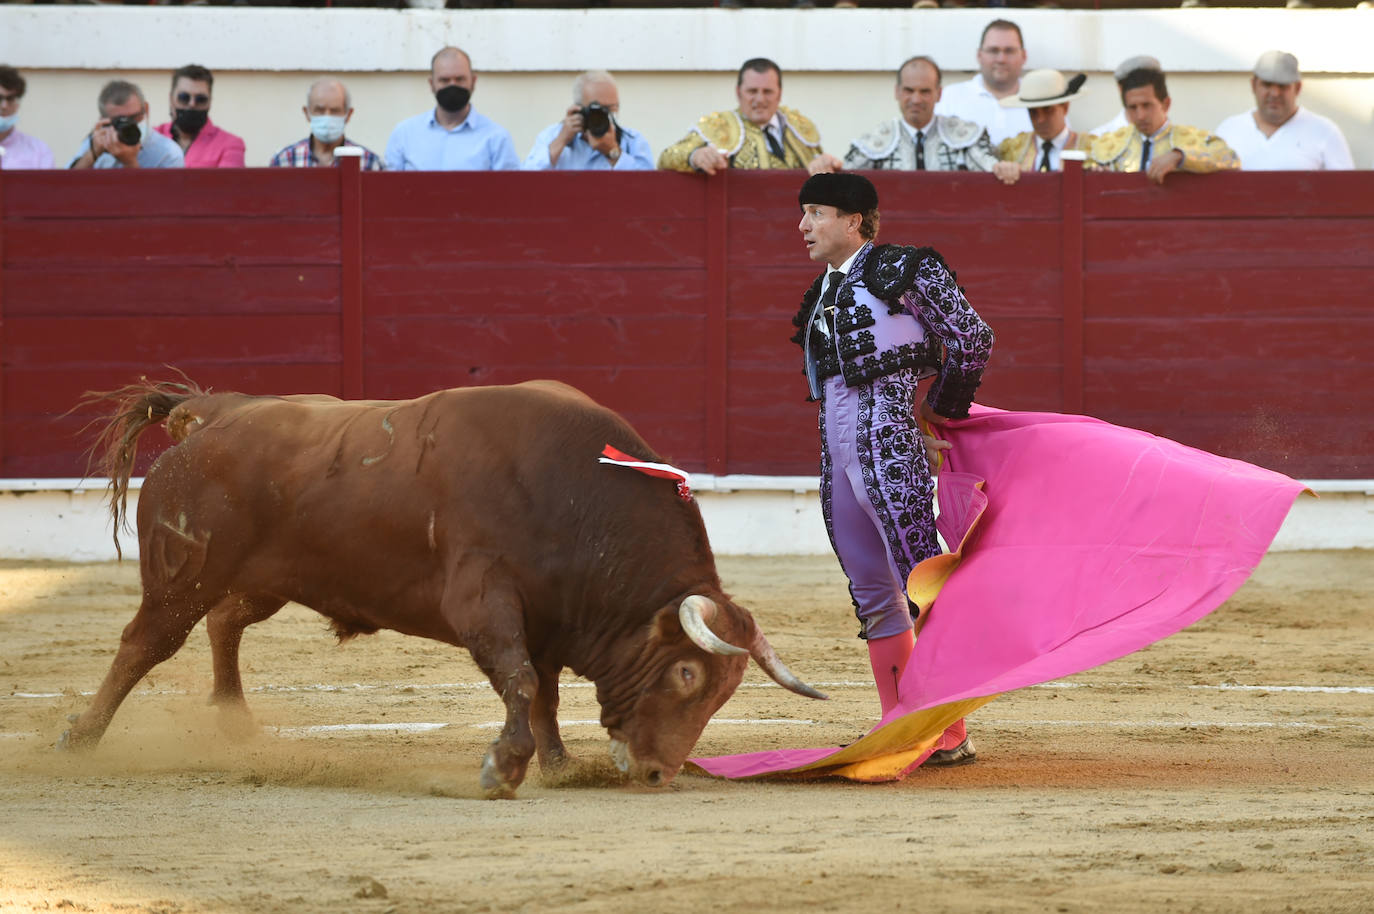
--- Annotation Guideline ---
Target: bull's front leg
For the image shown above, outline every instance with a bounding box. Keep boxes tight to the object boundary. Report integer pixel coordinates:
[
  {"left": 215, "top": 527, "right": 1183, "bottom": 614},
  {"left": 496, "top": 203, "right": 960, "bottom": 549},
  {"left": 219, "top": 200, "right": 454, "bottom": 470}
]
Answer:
[{"left": 446, "top": 564, "right": 539, "bottom": 799}]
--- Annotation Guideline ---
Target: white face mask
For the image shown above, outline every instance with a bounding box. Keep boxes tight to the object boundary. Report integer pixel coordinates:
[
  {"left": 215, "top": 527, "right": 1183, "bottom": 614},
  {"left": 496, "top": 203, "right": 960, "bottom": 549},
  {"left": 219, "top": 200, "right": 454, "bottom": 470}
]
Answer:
[{"left": 310, "top": 114, "right": 346, "bottom": 144}]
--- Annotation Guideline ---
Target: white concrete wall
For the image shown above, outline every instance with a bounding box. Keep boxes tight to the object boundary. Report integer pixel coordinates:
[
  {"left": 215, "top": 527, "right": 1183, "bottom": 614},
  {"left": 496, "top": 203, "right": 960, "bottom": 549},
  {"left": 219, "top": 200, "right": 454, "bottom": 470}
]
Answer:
[
  {"left": 2, "top": 477, "right": 1368, "bottom": 561},
  {"left": 3, "top": 7, "right": 1372, "bottom": 168}
]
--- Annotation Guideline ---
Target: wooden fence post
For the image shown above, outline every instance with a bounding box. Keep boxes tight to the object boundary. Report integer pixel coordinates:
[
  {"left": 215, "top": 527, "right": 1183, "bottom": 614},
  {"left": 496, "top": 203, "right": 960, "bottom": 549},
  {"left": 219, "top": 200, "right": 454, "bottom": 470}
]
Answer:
[
  {"left": 704, "top": 171, "right": 729, "bottom": 475},
  {"left": 1060, "top": 154, "right": 1086, "bottom": 415},
  {"left": 338, "top": 148, "right": 365, "bottom": 399}
]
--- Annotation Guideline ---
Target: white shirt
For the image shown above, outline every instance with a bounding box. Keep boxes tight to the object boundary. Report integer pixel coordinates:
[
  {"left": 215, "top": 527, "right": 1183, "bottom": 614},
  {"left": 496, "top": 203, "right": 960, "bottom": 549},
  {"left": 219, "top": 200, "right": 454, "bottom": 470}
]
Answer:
[
  {"left": 1215, "top": 107, "right": 1354, "bottom": 171},
  {"left": 1091, "top": 109, "right": 1129, "bottom": 137},
  {"left": 934, "top": 74, "right": 1031, "bottom": 145},
  {"left": 1029, "top": 125, "right": 1072, "bottom": 171}
]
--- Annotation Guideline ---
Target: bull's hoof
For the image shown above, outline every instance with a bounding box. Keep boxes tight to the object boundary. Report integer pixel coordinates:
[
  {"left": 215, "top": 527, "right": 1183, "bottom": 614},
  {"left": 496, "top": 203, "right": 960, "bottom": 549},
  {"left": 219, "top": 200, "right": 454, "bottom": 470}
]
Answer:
[
  {"left": 479, "top": 751, "right": 521, "bottom": 800},
  {"left": 55, "top": 729, "right": 92, "bottom": 753}
]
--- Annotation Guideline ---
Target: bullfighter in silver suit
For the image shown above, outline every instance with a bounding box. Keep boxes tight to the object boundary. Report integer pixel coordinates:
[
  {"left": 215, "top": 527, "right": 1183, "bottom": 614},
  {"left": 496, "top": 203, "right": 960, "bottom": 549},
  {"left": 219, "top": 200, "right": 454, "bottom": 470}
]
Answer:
[{"left": 791, "top": 172, "right": 993, "bottom": 764}]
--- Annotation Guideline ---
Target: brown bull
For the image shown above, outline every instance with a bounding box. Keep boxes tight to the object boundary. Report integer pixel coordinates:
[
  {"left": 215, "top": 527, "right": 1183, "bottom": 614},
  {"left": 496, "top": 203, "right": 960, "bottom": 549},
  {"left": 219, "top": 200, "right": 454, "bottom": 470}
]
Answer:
[{"left": 61, "top": 377, "right": 824, "bottom": 796}]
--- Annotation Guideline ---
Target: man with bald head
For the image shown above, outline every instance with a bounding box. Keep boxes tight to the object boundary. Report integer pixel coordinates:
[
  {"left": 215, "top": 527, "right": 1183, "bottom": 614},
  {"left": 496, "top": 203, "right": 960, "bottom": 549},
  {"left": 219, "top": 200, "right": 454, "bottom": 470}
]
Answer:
[
  {"left": 522, "top": 70, "right": 654, "bottom": 170},
  {"left": 844, "top": 56, "right": 1001, "bottom": 175},
  {"left": 269, "top": 77, "right": 383, "bottom": 170},
  {"left": 385, "top": 47, "right": 518, "bottom": 171}
]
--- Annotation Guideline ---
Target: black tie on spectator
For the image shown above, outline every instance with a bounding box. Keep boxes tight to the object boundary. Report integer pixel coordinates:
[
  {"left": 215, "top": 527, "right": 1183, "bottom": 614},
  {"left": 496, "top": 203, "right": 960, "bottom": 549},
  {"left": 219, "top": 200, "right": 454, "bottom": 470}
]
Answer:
[
  {"left": 1140, "top": 138, "right": 1152, "bottom": 171},
  {"left": 1038, "top": 140, "right": 1053, "bottom": 172},
  {"left": 817, "top": 270, "right": 845, "bottom": 336},
  {"left": 766, "top": 126, "right": 785, "bottom": 161},
  {"left": 915, "top": 131, "right": 926, "bottom": 170}
]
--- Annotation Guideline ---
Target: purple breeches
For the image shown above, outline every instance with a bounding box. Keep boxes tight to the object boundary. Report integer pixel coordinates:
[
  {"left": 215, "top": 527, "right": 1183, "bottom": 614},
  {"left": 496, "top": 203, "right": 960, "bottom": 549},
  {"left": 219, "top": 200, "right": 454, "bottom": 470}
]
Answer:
[{"left": 819, "top": 369, "right": 942, "bottom": 640}]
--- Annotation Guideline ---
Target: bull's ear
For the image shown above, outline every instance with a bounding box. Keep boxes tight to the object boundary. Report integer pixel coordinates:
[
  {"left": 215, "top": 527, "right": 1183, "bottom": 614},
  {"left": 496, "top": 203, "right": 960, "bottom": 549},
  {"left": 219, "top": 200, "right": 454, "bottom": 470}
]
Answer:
[{"left": 647, "top": 604, "right": 684, "bottom": 646}]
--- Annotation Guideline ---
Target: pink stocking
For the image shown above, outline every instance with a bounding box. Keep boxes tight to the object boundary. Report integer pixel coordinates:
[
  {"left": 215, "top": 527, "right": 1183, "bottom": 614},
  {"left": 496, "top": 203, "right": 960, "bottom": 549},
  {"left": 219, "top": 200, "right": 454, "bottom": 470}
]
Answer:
[{"left": 867, "top": 630, "right": 915, "bottom": 716}]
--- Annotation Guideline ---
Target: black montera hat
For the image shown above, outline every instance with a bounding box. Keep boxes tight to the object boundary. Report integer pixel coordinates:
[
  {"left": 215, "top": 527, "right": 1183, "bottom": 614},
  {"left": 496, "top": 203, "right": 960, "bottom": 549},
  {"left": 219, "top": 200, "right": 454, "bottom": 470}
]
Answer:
[{"left": 798, "top": 173, "right": 879, "bottom": 214}]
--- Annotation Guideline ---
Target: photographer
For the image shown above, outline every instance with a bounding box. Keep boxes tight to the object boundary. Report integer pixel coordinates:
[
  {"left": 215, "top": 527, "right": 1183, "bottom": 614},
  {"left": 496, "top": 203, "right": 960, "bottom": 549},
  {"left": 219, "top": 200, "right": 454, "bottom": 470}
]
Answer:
[
  {"left": 522, "top": 71, "right": 654, "bottom": 171},
  {"left": 69, "top": 80, "right": 184, "bottom": 170}
]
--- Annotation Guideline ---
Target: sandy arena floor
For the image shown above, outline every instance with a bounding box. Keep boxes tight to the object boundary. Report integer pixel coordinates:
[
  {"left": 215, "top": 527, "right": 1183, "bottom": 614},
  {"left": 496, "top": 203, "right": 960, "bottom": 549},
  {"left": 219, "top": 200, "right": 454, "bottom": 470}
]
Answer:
[{"left": 1, "top": 551, "right": 1371, "bottom": 914}]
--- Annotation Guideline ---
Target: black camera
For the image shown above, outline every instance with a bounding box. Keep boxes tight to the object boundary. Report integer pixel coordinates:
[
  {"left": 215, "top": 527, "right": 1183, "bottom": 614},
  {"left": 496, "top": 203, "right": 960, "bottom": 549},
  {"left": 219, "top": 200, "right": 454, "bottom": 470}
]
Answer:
[
  {"left": 580, "top": 102, "right": 613, "bottom": 139},
  {"left": 109, "top": 115, "right": 142, "bottom": 147}
]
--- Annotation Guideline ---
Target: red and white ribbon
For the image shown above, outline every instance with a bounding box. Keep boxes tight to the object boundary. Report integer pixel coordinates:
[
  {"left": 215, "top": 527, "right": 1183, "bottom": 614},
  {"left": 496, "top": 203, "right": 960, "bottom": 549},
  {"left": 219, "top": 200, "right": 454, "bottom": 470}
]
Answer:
[{"left": 599, "top": 444, "right": 693, "bottom": 501}]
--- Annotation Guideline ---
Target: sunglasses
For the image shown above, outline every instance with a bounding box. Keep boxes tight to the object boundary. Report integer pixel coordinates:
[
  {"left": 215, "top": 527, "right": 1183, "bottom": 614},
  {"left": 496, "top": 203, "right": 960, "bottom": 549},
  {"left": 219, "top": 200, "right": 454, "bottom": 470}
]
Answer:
[{"left": 175, "top": 92, "right": 210, "bottom": 106}]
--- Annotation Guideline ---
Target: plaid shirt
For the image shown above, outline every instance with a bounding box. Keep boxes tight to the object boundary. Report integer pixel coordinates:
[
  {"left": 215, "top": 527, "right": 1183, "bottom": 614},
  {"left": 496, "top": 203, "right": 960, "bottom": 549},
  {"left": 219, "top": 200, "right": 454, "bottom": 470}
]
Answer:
[{"left": 268, "top": 137, "right": 384, "bottom": 170}]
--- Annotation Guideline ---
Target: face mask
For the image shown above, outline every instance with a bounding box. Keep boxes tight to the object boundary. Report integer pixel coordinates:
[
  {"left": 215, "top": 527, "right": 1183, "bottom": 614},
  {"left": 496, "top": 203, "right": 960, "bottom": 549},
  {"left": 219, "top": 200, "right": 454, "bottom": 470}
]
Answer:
[
  {"left": 0, "top": 112, "right": 18, "bottom": 133},
  {"left": 435, "top": 85, "right": 470, "bottom": 114},
  {"left": 173, "top": 107, "right": 208, "bottom": 135},
  {"left": 310, "top": 114, "right": 347, "bottom": 144}
]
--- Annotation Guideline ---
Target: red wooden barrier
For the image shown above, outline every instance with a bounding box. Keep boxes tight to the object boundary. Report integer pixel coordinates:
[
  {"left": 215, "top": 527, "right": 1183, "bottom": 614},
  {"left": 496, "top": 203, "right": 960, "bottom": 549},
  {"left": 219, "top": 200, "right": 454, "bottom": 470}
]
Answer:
[{"left": 1, "top": 166, "right": 1371, "bottom": 480}]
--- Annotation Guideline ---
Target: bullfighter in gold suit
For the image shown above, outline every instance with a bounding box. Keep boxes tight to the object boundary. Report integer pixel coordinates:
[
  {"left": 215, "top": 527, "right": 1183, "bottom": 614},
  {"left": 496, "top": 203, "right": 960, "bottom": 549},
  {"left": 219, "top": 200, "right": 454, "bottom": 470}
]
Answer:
[
  {"left": 991, "top": 69, "right": 1096, "bottom": 184},
  {"left": 658, "top": 58, "right": 840, "bottom": 176},
  {"left": 1089, "top": 66, "right": 1237, "bottom": 184}
]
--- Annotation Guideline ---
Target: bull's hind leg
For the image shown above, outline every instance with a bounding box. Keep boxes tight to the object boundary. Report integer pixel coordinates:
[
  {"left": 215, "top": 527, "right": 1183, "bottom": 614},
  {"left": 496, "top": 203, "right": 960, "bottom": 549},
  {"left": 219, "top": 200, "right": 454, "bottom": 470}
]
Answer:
[
  {"left": 59, "top": 590, "right": 214, "bottom": 751},
  {"left": 205, "top": 594, "right": 286, "bottom": 738}
]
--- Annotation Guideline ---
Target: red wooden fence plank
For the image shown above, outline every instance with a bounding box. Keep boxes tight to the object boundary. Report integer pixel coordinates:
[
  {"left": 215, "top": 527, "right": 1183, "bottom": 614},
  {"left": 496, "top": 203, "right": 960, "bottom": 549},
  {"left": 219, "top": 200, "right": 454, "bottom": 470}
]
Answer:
[
  {"left": 8, "top": 218, "right": 342, "bottom": 265},
  {"left": 706, "top": 173, "right": 729, "bottom": 475},
  {"left": 7, "top": 315, "right": 341, "bottom": 365},
  {"left": 1060, "top": 158, "right": 1085, "bottom": 414},
  {"left": 362, "top": 172, "right": 706, "bottom": 221},
  {"left": 1083, "top": 269, "right": 1374, "bottom": 319},
  {"left": 1083, "top": 171, "right": 1374, "bottom": 221},
  {"left": 363, "top": 266, "right": 707, "bottom": 318},
  {"left": 1084, "top": 219, "right": 1374, "bottom": 271},
  {"left": 340, "top": 153, "right": 363, "bottom": 399},
  {"left": 3, "top": 265, "right": 341, "bottom": 316},
  {"left": 2, "top": 169, "right": 340, "bottom": 219}
]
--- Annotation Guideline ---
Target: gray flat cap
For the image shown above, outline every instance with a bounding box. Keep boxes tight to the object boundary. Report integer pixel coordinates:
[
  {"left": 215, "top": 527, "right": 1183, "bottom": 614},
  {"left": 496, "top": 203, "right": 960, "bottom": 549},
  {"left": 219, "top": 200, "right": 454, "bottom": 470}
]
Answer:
[
  {"left": 1254, "top": 50, "right": 1301, "bottom": 84},
  {"left": 1114, "top": 55, "right": 1162, "bottom": 82}
]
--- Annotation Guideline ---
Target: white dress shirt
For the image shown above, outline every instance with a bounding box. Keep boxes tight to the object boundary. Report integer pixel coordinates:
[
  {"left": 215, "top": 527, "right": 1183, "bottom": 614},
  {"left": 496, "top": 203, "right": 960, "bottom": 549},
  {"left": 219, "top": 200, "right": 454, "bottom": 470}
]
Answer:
[
  {"left": 1030, "top": 125, "right": 1073, "bottom": 171},
  {"left": 1215, "top": 107, "right": 1354, "bottom": 171},
  {"left": 934, "top": 74, "right": 1032, "bottom": 145}
]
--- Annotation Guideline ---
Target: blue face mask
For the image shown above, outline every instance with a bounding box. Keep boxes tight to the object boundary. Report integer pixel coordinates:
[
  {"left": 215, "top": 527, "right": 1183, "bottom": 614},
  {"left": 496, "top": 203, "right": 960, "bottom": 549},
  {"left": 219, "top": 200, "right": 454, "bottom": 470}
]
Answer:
[
  {"left": 0, "top": 112, "right": 18, "bottom": 133},
  {"left": 310, "top": 114, "right": 346, "bottom": 144}
]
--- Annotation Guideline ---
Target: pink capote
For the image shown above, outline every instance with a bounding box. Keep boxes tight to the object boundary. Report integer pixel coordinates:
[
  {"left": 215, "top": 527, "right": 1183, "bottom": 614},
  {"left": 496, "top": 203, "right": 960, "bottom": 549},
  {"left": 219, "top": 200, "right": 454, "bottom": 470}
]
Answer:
[{"left": 690, "top": 405, "right": 1307, "bottom": 782}]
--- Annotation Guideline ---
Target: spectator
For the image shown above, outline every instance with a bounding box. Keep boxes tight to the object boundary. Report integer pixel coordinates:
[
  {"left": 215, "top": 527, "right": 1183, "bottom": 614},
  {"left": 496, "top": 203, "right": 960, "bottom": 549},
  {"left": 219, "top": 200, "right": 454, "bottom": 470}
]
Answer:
[
  {"left": 154, "top": 64, "right": 245, "bottom": 168},
  {"left": 1091, "top": 55, "right": 1160, "bottom": 136},
  {"left": 0, "top": 65, "right": 54, "bottom": 169},
  {"left": 1215, "top": 51, "right": 1353, "bottom": 171},
  {"left": 69, "top": 80, "right": 183, "bottom": 170},
  {"left": 658, "top": 58, "right": 841, "bottom": 176},
  {"left": 385, "top": 47, "right": 519, "bottom": 171},
  {"left": 1088, "top": 68, "right": 1238, "bottom": 184},
  {"left": 993, "top": 69, "right": 1094, "bottom": 183},
  {"left": 269, "top": 77, "right": 384, "bottom": 170},
  {"left": 933, "top": 19, "right": 1032, "bottom": 146},
  {"left": 522, "top": 70, "right": 654, "bottom": 171},
  {"left": 843, "top": 56, "right": 1001, "bottom": 175}
]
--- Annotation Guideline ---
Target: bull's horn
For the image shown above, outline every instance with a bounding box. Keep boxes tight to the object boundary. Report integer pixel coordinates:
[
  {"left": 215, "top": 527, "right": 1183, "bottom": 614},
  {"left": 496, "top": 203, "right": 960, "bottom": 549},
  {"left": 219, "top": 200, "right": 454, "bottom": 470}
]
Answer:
[
  {"left": 678, "top": 595, "right": 747, "bottom": 656},
  {"left": 751, "top": 631, "right": 828, "bottom": 700}
]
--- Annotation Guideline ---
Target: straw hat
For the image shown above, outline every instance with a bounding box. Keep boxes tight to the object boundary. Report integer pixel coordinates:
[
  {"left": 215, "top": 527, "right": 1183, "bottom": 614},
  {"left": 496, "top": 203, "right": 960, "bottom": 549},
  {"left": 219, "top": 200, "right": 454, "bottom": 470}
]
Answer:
[{"left": 999, "top": 69, "right": 1088, "bottom": 108}]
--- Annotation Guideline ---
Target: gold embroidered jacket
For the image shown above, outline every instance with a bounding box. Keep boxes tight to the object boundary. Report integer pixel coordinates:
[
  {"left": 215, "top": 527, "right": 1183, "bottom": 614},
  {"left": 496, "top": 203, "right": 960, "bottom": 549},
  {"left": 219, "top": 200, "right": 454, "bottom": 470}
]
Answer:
[
  {"left": 997, "top": 130, "right": 1094, "bottom": 170},
  {"left": 657, "top": 106, "right": 823, "bottom": 172},
  {"left": 1088, "top": 123, "right": 1239, "bottom": 174}
]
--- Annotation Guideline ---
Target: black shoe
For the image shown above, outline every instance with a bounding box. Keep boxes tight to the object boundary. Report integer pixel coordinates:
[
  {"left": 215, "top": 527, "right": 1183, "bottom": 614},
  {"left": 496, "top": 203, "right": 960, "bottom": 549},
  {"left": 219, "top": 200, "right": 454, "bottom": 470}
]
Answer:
[{"left": 924, "top": 736, "right": 976, "bottom": 767}]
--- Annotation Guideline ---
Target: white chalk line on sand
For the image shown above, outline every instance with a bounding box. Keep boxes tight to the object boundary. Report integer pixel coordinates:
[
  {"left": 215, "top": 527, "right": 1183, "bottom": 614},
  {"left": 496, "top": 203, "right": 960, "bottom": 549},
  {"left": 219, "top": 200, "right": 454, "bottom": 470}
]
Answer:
[{"left": 7, "top": 680, "right": 1372, "bottom": 702}]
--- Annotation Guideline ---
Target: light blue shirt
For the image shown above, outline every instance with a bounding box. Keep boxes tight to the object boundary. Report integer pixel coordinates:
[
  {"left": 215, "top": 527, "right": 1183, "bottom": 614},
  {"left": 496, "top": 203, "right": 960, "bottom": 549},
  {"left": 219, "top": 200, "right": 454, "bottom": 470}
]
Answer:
[
  {"left": 521, "top": 122, "right": 655, "bottom": 171},
  {"left": 385, "top": 107, "right": 519, "bottom": 171},
  {"left": 68, "top": 128, "right": 184, "bottom": 169}
]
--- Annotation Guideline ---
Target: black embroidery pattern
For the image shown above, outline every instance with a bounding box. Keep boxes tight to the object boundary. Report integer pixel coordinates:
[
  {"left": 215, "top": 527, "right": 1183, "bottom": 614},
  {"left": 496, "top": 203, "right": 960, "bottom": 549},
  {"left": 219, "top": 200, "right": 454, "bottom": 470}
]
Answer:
[
  {"left": 837, "top": 330, "right": 876, "bottom": 361},
  {"left": 835, "top": 302, "right": 874, "bottom": 334},
  {"left": 903, "top": 256, "right": 995, "bottom": 418},
  {"left": 789, "top": 274, "right": 825, "bottom": 347},
  {"left": 846, "top": 340, "right": 942, "bottom": 388},
  {"left": 854, "top": 369, "right": 941, "bottom": 588}
]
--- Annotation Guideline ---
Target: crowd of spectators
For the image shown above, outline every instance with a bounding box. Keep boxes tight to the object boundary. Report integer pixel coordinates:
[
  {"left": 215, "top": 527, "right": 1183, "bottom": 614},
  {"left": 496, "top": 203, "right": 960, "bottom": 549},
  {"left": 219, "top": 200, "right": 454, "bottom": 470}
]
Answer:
[{"left": 0, "top": 19, "right": 1357, "bottom": 176}]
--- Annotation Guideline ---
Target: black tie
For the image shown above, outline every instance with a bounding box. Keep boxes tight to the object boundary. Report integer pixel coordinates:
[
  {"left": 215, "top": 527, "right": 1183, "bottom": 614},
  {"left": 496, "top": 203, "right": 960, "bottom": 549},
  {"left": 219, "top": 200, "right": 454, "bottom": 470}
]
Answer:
[
  {"left": 1038, "top": 140, "right": 1053, "bottom": 172},
  {"left": 1140, "top": 137, "right": 1152, "bottom": 170},
  {"left": 915, "top": 131, "right": 926, "bottom": 170},
  {"left": 817, "top": 270, "right": 845, "bottom": 336},
  {"left": 766, "top": 126, "right": 785, "bottom": 161}
]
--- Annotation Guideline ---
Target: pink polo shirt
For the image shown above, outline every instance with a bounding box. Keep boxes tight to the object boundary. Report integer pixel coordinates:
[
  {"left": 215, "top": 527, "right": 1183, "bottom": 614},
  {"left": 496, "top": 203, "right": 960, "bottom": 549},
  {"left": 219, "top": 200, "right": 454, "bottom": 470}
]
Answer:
[
  {"left": 0, "top": 129, "right": 55, "bottom": 169},
  {"left": 154, "top": 118, "right": 246, "bottom": 168}
]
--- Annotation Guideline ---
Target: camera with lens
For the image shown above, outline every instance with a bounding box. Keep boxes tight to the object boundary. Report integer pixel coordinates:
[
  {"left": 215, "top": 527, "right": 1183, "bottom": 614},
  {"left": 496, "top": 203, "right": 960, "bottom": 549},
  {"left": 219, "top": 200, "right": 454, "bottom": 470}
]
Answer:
[
  {"left": 580, "top": 102, "right": 613, "bottom": 139},
  {"left": 109, "top": 115, "right": 142, "bottom": 147}
]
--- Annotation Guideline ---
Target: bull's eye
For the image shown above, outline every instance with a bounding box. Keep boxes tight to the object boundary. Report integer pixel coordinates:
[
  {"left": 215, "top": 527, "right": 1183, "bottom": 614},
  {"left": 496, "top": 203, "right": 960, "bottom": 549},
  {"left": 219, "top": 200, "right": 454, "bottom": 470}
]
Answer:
[
  {"left": 680, "top": 665, "right": 695, "bottom": 685},
  {"left": 673, "top": 660, "right": 704, "bottom": 695}
]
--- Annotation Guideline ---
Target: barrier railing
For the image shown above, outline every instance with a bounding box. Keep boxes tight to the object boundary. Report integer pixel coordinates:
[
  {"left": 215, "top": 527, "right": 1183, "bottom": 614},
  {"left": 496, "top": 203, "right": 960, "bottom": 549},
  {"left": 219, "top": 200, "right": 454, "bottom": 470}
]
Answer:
[{"left": 1, "top": 160, "right": 1370, "bottom": 479}]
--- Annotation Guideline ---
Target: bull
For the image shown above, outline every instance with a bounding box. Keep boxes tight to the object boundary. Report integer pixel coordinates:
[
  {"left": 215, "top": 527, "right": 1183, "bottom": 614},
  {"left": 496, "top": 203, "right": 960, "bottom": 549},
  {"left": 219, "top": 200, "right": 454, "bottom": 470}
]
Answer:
[{"left": 60, "top": 377, "right": 824, "bottom": 796}]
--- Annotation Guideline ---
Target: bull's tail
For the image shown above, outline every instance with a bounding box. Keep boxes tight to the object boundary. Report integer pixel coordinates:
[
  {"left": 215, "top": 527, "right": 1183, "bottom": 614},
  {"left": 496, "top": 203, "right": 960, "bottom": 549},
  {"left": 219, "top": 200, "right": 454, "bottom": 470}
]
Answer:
[{"left": 77, "top": 371, "right": 209, "bottom": 558}]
